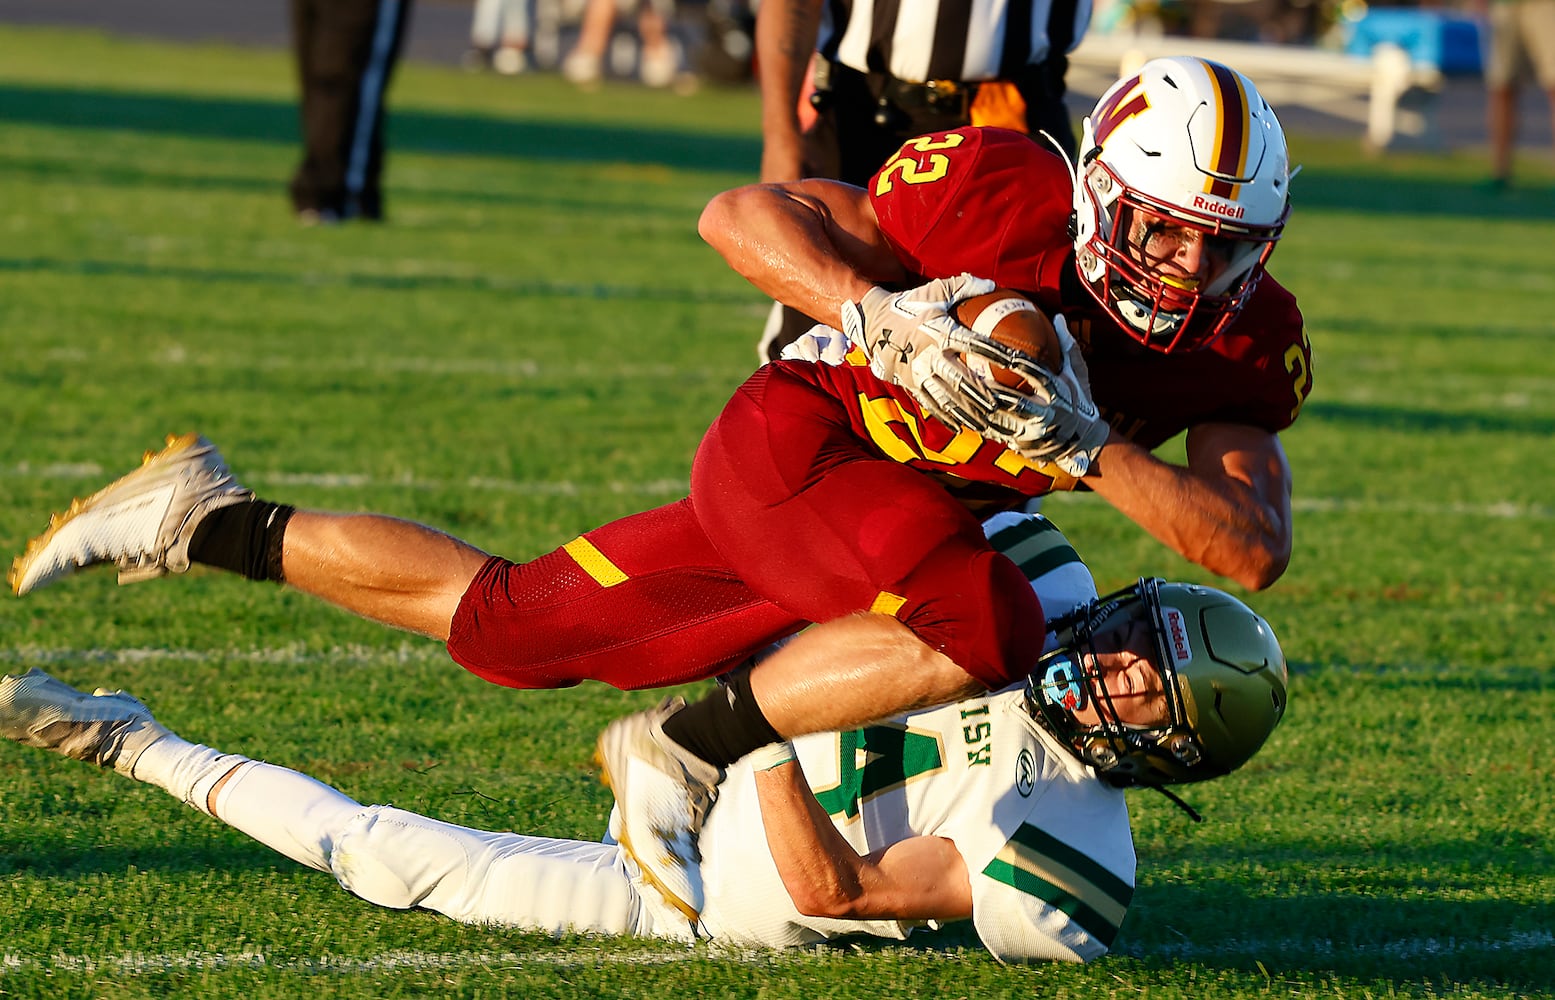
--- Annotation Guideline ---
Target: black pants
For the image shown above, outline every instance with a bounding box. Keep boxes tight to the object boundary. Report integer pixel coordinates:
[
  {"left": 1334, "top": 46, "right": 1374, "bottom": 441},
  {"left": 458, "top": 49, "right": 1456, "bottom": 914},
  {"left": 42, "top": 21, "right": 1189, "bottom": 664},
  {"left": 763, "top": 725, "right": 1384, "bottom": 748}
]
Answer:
[
  {"left": 761, "top": 59, "right": 1077, "bottom": 360},
  {"left": 289, "top": 0, "right": 414, "bottom": 220}
]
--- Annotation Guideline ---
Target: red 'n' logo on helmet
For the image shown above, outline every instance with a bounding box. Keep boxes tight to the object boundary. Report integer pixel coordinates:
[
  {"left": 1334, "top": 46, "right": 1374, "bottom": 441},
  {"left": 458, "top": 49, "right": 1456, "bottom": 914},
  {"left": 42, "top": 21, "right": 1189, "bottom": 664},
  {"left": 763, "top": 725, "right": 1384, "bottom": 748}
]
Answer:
[{"left": 1092, "top": 77, "right": 1149, "bottom": 146}]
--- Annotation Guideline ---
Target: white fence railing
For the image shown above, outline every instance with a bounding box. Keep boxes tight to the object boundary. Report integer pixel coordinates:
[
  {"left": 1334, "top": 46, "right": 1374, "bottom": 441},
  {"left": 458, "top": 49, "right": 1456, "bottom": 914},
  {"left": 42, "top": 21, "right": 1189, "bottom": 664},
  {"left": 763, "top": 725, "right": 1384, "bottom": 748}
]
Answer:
[{"left": 1067, "top": 32, "right": 1443, "bottom": 150}]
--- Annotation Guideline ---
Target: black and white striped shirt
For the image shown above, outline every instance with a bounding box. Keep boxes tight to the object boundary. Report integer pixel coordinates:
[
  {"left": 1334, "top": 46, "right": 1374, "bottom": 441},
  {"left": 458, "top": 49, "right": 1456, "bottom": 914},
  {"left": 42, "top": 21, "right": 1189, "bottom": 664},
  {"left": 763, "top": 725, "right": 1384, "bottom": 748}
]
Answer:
[{"left": 817, "top": 0, "right": 1093, "bottom": 83}]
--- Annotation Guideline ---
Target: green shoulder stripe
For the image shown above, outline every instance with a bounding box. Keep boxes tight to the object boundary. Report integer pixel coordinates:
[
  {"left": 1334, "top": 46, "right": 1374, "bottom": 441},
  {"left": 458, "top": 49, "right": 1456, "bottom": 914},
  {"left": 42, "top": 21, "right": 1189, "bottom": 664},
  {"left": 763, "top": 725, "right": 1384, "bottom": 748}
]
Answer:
[
  {"left": 987, "top": 515, "right": 1082, "bottom": 583},
  {"left": 981, "top": 822, "right": 1134, "bottom": 948}
]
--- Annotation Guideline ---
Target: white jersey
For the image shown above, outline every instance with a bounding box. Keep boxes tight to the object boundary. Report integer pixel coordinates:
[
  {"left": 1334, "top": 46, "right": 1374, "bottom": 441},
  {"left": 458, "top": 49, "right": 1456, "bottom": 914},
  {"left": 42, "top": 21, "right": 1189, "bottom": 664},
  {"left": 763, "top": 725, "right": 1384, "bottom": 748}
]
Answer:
[
  {"left": 216, "top": 512, "right": 1135, "bottom": 961},
  {"left": 697, "top": 511, "right": 1136, "bottom": 962}
]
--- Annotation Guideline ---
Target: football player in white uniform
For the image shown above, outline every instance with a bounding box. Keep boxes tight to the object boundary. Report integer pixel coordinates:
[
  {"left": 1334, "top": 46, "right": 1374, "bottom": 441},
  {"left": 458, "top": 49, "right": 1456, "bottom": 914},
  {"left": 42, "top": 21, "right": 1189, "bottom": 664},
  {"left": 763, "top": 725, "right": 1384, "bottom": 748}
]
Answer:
[{"left": 0, "top": 514, "right": 1286, "bottom": 962}]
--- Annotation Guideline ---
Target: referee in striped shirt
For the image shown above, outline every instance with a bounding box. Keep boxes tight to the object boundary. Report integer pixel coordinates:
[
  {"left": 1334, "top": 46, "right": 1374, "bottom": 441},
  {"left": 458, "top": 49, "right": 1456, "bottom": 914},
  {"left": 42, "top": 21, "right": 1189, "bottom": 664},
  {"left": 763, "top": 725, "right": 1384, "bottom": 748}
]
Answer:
[{"left": 753, "top": 0, "right": 1091, "bottom": 359}]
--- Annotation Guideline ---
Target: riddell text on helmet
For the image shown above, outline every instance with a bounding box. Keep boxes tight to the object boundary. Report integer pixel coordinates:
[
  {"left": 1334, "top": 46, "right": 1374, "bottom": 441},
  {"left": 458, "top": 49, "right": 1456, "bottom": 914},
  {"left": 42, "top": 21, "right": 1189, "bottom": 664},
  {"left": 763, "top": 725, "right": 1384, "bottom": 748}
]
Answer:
[{"left": 1192, "top": 195, "right": 1245, "bottom": 219}]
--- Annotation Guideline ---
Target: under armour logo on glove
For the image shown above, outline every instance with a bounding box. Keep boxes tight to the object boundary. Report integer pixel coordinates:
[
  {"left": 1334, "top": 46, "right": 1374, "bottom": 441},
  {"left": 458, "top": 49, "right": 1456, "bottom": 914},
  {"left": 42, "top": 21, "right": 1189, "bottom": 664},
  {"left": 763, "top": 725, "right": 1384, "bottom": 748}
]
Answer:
[{"left": 841, "top": 274, "right": 996, "bottom": 379}]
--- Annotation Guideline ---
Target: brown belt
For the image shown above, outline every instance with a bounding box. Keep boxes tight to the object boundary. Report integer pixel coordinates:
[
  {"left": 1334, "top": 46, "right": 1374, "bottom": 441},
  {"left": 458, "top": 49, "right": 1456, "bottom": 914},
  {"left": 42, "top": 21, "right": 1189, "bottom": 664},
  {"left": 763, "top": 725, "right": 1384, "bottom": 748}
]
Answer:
[
  {"left": 817, "top": 59, "right": 982, "bottom": 119},
  {"left": 880, "top": 75, "right": 979, "bottom": 116}
]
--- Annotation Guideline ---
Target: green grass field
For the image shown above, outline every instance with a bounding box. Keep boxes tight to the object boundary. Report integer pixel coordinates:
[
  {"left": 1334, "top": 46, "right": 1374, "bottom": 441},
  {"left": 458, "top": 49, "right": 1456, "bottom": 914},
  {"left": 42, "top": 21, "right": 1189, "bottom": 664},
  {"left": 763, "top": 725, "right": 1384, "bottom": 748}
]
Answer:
[{"left": 1, "top": 24, "right": 1552, "bottom": 999}]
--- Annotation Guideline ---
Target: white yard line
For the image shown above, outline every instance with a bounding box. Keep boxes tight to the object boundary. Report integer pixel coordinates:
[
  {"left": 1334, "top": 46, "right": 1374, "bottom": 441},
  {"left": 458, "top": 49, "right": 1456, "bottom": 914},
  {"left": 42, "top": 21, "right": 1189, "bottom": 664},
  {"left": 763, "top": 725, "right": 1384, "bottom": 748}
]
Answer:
[
  {"left": 0, "top": 642, "right": 444, "bottom": 668},
  {"left": 1, "top": 930, "right": 1550, "bottom": 976},
  {"left": 1, "top": 462, "right": 691, "bottom": 498},
  {"left": 40, "top": 346, "right": 739, "bottom": 382},
  {"left": 1115, "top": 928, "right": 1555, "bottom": 961},
  {"left": 0, "top": 948, "right": 721, "bottom": 976},
  {"left": 1290, "top": 496, "right": 1555, "bottom": 520},
  {"left": 4, "top": 463, "right": 1551, "bottom": 519}
]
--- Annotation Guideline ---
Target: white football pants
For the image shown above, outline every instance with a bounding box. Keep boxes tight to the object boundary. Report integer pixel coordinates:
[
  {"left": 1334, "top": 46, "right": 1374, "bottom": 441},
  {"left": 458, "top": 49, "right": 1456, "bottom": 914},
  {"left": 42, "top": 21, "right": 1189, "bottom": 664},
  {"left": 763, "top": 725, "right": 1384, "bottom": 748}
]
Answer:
[{"left": 212, "top": 759, "right": 693, "bottom": 940}]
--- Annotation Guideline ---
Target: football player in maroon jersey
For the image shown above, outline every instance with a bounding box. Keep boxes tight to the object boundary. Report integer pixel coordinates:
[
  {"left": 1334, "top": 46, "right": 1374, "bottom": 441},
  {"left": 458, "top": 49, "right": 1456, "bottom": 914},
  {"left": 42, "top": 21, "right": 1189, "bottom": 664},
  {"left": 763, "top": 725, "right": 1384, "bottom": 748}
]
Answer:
[
  {"left": 9, "top": 58, "right": 1303, "bottom": 930},
  {"left": 702, "top": 55, "right": 1311, "bottom": 594}
]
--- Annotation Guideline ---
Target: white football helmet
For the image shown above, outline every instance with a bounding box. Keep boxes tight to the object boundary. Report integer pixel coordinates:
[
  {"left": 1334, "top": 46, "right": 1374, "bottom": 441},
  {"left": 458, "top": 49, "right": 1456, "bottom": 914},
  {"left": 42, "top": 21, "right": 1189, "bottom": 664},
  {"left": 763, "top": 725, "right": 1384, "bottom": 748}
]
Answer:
[{"left": 1071, "top": 57, "right": 1292, "bottom": 352}]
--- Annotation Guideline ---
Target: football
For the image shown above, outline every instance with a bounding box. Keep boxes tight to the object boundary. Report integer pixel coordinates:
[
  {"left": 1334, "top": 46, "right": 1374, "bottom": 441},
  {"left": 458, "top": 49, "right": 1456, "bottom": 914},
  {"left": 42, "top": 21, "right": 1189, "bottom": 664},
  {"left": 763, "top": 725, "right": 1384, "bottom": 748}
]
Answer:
[{"left": 952, "top": 290, "right": 1063, "bottom": 390}]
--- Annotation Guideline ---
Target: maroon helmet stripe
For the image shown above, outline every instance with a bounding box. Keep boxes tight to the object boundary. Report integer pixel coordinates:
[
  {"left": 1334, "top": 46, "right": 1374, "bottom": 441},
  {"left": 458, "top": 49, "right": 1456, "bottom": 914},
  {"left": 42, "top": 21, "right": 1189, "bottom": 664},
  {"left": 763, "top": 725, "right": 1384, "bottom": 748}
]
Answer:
[{"left": 1202, "top": 61, "right": 1249, "bottom": 200}]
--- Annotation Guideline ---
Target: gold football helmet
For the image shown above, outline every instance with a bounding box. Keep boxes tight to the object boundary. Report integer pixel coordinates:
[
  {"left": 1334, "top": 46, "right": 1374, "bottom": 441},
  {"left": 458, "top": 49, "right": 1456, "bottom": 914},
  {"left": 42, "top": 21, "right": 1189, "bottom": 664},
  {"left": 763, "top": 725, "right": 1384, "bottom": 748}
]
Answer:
[{"left": 1026, "top": 578, "right": 1288, "bottom": 787}]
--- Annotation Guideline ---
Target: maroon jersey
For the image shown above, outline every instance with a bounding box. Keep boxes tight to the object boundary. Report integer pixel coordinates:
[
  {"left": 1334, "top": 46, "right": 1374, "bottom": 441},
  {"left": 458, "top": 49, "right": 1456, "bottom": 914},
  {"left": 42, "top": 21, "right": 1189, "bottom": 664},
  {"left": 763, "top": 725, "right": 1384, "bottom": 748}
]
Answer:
[
  {"left": 791, "top": 356, "right": 1072, "bottom": 512},
  {"left": 449, "top": 368, "right": 1050, "bottom": 694},
  {"left": 870, "top": 127, "right": 1313, "bottom": 449}
]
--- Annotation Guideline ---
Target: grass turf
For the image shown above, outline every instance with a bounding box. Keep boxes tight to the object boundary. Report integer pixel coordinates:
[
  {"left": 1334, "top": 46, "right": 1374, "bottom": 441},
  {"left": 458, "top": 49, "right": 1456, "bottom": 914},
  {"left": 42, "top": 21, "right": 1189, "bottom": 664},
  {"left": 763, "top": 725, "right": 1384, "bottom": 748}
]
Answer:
[{"left": 1, "top": 23, "right": 1552, "bottom": 999}]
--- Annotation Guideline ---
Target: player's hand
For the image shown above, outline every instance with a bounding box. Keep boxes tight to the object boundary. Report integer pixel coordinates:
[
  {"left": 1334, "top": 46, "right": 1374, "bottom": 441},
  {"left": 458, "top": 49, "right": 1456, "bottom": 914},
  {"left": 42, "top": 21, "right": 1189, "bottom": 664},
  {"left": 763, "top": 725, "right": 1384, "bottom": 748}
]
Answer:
[
  {"left": 840, "top": 274, "right": 998, "bottom": 387},
  {"left": 983, "top": 315, "right": 1109, "bottom": 477},
  {"left": 840, "top": 274, "right": 1003, "bottom": 427},
  {"left": 778, "top": 324, "right": 851, "bottom": 366}
]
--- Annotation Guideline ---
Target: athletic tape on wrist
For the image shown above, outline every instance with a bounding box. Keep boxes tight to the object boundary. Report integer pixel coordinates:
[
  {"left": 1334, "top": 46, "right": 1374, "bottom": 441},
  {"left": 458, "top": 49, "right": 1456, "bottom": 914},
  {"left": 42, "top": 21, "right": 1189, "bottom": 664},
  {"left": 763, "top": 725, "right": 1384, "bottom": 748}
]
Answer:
[{"left": 747, "top": 741, "right": 797, "bottom": 771}]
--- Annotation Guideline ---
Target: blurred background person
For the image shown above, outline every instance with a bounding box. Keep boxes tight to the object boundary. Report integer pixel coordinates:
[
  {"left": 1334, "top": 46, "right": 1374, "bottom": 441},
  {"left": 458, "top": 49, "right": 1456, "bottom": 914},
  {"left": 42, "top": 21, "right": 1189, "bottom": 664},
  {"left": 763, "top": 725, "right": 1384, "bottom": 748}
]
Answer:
[
  {"left": 561, "top": 0, "right": 682, "bottom": 88},
  {"left": 753, "top": 0, "right": 1093, "bottom": 360},
  {"left": 289, "top": 0, "right": 415, "bottom": 223},
  {"left": 1480, "top": 0, "right": 1555, "bottom": 190},
  {"left": 466, "top": 0, "right": 532, "bottom": 74}
]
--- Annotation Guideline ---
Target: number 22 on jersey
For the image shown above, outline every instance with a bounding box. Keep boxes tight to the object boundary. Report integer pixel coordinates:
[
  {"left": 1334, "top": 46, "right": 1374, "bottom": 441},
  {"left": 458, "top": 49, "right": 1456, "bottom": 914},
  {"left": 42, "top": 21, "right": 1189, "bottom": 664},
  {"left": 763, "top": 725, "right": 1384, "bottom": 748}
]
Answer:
[{"left": 875, "top": 134, "right": 968, "bottom": 197}]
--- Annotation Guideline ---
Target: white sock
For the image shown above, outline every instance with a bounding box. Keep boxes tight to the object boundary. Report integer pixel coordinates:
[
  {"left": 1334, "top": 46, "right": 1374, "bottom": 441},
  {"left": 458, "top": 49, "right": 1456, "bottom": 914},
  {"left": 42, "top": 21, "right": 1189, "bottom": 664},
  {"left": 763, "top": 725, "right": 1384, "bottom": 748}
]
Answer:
[
  {"left": 208, "top": 758, "right": 368, "bottom": 874},
  {"left": 126, "top": 732, "right": 248, "bottom": 816},
  {"left": 127, "top": 733, "right": 364, "bottom": 873}
]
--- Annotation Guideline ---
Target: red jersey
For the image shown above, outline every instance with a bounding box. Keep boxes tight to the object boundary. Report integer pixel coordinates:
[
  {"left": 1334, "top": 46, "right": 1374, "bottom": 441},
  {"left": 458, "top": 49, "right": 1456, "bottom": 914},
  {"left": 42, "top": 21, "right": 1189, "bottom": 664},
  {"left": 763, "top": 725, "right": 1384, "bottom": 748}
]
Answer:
[
  {"left": 791, "top": 356, "right": 1071, "bottom": 512},
  {"left": 870, "top": 127, "right": 1313, "bottom": 449}
]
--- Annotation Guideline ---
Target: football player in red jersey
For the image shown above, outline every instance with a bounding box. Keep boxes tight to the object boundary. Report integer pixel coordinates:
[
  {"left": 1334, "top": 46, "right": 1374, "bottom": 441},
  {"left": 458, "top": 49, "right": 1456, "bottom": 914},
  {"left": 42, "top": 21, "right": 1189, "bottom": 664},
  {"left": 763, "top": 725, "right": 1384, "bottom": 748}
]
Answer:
[{"left": 701, "top": 55, "right": 1311, "bottom": 594}]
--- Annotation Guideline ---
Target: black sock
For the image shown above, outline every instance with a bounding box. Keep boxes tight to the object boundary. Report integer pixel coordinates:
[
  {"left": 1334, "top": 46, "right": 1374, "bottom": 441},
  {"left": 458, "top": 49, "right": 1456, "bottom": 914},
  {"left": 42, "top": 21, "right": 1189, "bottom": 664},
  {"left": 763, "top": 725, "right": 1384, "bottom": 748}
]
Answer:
[
  {"left": 660, "top": 668, "right": 783, "bottom": 769},
  {"left": 186, "top": 500, "right": 296, "bottom": 582}
]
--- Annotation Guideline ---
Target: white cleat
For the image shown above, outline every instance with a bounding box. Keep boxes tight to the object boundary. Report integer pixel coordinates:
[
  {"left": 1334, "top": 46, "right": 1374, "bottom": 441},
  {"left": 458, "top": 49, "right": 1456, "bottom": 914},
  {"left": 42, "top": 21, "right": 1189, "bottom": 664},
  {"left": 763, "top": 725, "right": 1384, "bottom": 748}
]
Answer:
[
  {"left": 595, "top": 696, "right": 721, "bottom": 921},
  {"left": 9, "top": 433, "right": 254, "bottom": 596},
  {"left": 0, "top": 667, "right": 168, "bottom": 776}
]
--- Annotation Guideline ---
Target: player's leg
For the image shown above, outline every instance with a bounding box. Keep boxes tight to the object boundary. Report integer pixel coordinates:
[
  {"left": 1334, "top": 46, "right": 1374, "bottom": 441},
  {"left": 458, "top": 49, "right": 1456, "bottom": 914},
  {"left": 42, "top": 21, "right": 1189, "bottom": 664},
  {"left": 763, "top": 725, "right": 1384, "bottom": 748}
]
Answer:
[
  {"left": 319, "top": 803, "right": 686, "bottom": 937},
  {"left": 597, "top": 366, "right": 1044, "bottom": 917},
  {"left": 218, "top": 768, "right": 677, "bottom": 938},
  {"left": 0, "top": 666, "right": 353, "bottom": 873},
  {"left": 669, "top": 446, "right": 1038, "bottom": 757},
  {"left": 8, "top": 435, "right": 800, "bottom": 679},
  {"left": 561, "top": 0, "right": 617, "bottom": 83},
  {"left": 278, "top": 511, "right": 492, "bottom": 639},
  {"left": 746, "top": 612, "right": 981, "bottom": 734},
  {"left": 0, "top": 668, "right": 676, "bottom": 939},
  {"left": 468, "top": 0, "right": 501, "bottom": 57},
  {"left": 1488, "top": 82, "right": 1518, "bottom": 187},
  {"left": 1484, "top": 1, "right": 1528, "bottom": 188},
  {"left": 1526, "top": 0, "right": 1555, "bottom": 167},
  {"left": 7, "top": 434, "right": 492, "bottom": 641},
  {"left": 491, "top": 0, "right": 532, "bottom": 74},
  {"left": 636, "top": 0, "right": 678, "bottom": 87},
  {"left": 444, "top": 496, "right": 803, "bottom": 691}
]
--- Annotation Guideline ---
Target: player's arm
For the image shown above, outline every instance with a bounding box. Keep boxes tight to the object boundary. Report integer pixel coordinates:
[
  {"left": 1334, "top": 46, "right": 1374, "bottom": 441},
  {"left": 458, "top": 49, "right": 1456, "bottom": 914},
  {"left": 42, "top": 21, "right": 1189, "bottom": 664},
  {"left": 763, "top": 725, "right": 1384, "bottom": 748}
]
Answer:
[
  {"left": 753, "top": 754, "right": 974, "bottom": 921},
  {"left": 698, "top": 179, "right": 911, "bottom": 326},
  {"left": 1083, "top": 422, "right": 1293, "bottom": 591},
  {"left": 755, "top": 0, "right": 823, "bottom": 182}
]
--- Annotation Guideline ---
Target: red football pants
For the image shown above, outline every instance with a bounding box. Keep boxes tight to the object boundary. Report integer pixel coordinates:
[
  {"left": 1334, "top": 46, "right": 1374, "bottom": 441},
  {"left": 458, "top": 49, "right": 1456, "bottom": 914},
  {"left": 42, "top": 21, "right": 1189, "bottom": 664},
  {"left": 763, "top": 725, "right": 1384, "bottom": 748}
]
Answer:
[{"left": 446, "top": 364, "right": 1044, "bottom": 691}]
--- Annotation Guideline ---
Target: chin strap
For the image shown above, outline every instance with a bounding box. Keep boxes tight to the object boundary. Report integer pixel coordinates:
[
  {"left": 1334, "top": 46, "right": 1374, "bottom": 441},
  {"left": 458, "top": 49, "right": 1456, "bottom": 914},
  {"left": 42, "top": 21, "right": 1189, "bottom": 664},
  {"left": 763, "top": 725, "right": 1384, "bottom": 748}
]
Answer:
[
  {"left": 1037, "top": 129, "right": 1081, "bottom": 186},
  {"left": 1150, "top": 784, "right": 1205, "bottom": 823}
]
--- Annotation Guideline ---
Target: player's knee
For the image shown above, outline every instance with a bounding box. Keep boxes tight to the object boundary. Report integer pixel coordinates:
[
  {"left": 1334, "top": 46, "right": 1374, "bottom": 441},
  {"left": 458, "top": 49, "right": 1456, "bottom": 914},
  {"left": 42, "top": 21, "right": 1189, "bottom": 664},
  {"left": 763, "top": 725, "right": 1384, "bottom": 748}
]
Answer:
[
  {"left": 908, "top": 551, "right": 1045, "bottom": 690},
  {"left": 329, "top": 805, "right": 464, "bottom": 911},
  {"left": 445, "top": 555, "right": 587, "bottom": 690},
  {"left": 984, "top": 553, "right": 1048, "bottom": 686}
]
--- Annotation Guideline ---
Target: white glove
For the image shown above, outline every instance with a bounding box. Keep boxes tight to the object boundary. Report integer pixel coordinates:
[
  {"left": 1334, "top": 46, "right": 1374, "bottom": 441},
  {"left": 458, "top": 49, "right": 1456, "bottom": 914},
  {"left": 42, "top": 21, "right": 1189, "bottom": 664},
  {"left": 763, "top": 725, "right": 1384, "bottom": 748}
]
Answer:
[
  {"left": 841, "top": 280, "right": 1108, "bottom": 478},
  {"left": 778, "top": 324, "right": 852, "bottom": 366},
  {"left": 981, "top": 315, "right": 1109, "bottom": 477},
  {"left": 840, "top": 274, "right": 1002, "bottom": 428},
  {"left": 840, "top": 274, "right": 997, "bottom": 387}
]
